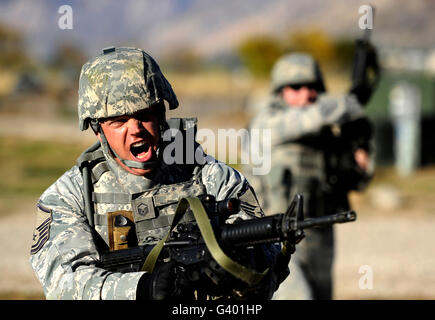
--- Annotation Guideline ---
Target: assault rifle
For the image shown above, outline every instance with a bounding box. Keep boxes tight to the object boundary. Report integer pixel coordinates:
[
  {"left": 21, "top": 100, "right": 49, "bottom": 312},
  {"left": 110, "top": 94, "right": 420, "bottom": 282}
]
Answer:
[
  {"left": 323, "top": 8, "right": 379, "bottom": 192},
  {"left": 99, "top": 194, "right": 356, "bottom": 297},
  {"left": 349, "top": 6, "right": 380, "bottom": 106}
]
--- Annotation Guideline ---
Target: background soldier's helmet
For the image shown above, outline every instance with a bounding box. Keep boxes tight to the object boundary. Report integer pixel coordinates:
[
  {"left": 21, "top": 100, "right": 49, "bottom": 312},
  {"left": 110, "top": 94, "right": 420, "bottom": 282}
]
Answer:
[
  {"left": 270, "top": 52, "right": 326, "bottom": 94},
  {"left": 78, "top": 46, "right": 178, "bottom": 131}
]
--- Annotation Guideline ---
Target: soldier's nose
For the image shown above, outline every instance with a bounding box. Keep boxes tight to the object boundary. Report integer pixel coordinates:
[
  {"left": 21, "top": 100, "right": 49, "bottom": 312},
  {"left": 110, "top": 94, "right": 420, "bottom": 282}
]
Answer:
[
  {"left": 127, "top": 119, "right": 145, "bottom": 134},
  {"left": 299, "top": 86, "right": 310, "bottom": 93}
]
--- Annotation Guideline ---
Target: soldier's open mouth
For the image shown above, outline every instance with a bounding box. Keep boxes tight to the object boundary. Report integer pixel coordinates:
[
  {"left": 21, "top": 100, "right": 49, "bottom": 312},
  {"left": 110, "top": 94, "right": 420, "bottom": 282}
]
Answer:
[{"left": 130, "top": 141, "right": 152, "bottom": 162}]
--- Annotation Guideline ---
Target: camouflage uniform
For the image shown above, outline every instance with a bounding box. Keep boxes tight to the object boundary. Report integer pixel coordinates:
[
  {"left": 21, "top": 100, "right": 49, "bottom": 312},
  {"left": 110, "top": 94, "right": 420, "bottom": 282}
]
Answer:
[
  {"left": 29, "top": 47, "right": 279, "bottom": 300},
  {"left": 248, "top": 53, "right": 372, "bottom": 300}
]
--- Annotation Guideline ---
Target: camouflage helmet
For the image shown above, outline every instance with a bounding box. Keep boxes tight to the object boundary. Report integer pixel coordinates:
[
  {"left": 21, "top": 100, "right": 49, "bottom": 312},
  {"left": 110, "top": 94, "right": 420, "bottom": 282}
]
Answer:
[
  {"left": 78, "top": 46, "right": 178, "bottom": 131},
  {"left": 270, "top": 52, "right": 326, "bottom": 94}
]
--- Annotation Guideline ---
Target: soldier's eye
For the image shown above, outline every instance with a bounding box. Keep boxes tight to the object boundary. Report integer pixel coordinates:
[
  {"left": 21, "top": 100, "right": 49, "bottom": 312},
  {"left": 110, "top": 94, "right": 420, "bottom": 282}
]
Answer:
[
  {"left": 134, "top": 110, "right": 154, "bottom": 122},
  {"left": 108, "top": 118, "right": 128, "bottom": 126},
  {"left": 290, "top": 84, "right": 302, "bottom": 90}
]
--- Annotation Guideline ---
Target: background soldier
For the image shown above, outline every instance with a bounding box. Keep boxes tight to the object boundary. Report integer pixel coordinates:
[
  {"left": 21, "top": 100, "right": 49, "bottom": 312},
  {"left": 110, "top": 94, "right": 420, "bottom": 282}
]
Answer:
[
  {"left": 248, "top": 52, "right": 374, "bottom": 299},
  {"left": 29, "top": 47, "right": 289, "bottom": 300}
]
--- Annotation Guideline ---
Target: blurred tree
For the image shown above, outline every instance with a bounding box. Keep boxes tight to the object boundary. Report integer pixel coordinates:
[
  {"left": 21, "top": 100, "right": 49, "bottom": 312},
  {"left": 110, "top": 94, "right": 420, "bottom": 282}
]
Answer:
[
  {"left": 333, "top": 37, "right": 355, "bottom": 70},
  {"left": 161, "top": 47, "right": 203, "bottom": 72},
  {"left": 237, "top": 35, "right": 284, "bottom": 77},
  {"left": 284, "top": 29, "right": 336, "bottom": 66},
  {"left": 0, "top": 23, "right": 31, "bottom": 70},
  {"left": 50, "top": 43, "right": 87, "bottom": 81},
  {"left": 0, "top": 24, "right": 43, "bottom": 98},
  {"left": 47, "top": 44, "right": 87, "bottom": 118}
]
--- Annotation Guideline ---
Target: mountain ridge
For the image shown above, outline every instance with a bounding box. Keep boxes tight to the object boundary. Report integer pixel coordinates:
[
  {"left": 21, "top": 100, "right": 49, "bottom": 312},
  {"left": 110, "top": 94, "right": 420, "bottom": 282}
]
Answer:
[{"left": 0, "top": 0, "right": 433, "bottom": 60}]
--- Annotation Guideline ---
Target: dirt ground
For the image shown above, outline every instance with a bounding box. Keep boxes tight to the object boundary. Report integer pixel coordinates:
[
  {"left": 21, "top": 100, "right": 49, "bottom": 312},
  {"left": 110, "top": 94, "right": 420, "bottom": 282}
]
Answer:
[
  {"left": 1, "top": 114, "right": 434, "bottom": 300},
  {"left": 333, "top": 208, "right": 435, "bottom": 299}
]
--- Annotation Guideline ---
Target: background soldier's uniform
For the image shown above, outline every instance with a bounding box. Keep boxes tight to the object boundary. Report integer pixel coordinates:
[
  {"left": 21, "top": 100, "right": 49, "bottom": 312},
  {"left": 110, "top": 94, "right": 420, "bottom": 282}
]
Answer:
[
  {"left": 248, "top": 53, "right": 373, "bottom": 299},
  {"left": 29, "top": 47, "right": 282, "bottom": 300}
]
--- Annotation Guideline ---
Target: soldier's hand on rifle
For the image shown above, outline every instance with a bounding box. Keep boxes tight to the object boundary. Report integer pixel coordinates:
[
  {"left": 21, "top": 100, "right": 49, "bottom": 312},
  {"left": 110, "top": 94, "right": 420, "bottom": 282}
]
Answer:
[
  {"left": 202, "top": 258, "right": 264, "bottom": 299},
  {"left": 354, "top": 148, "right": 369, "bottom": 172},
  {"left": 271, "top": 241, "right": 291, "bottom": 284},
  {"left": 237, "top": 243, "right": 292, "bottom": 299},
  {"left": 137, "top": 262, "right": 184, "bottom": 300}
]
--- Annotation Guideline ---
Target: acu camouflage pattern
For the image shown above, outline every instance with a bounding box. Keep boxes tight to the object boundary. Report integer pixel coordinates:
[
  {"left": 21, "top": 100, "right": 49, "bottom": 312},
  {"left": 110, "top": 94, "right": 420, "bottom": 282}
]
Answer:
[
  {"left": 250, "top": 94, "right": 364, "bottom": 149},
  {"left": 78, "top": 47, "right": 178, "bottom": 131},
  {"left": 29, "top": 165, "right": 142, "bottom": 299},
  {"left": 270, "top": 53, "right": 326, "bottom": 93},
  {"left": 250, "top": 95, "right": 363, "bottom": 216},
  {"left": 91, "top": 146, "right": 209, "bottom": 245},
  {"left": 29, "top": 142, "right": 265, "bottom": 300},
  {"left": 249, "top": 51, "right": 368, "bottom": 299},
  {"left": 249, "top": 95, "right": 355, "bottom": 299},
  {"left": 262, "top": 144, "right": 326, "bottom": 216},
  {"left": 30, "top": 47, "right": 278, "bottom": 300}
]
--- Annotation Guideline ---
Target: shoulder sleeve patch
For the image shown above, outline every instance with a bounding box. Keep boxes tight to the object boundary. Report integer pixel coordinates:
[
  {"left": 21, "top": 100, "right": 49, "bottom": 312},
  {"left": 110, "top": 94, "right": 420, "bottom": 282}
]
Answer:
[
  {"left": 30, "top": 203, "right": 53, "bottom": 255},
  {"left": 239, "top": 185, "right": 264, "bottom": 218}
]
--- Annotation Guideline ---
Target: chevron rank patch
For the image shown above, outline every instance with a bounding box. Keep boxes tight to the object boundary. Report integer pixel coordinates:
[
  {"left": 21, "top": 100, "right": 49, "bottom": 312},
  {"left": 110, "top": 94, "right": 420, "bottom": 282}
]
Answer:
[{"left": 31, "top": 203, "right": 52, "bottom": 255}]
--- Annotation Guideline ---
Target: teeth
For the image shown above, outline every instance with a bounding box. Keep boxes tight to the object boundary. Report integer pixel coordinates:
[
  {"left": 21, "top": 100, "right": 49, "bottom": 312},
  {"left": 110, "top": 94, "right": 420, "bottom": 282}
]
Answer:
[
  {"left": 132, "top": 141, "right": 146, "bottom": 147},
  {"left": 130, "top": 141, "right": 150, "bottom": 159}
]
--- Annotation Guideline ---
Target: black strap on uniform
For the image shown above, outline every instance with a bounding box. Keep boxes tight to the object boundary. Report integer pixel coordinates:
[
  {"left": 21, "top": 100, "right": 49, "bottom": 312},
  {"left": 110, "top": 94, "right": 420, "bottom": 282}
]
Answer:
[{"left": 77, "top": 142, "right": 106, "bottom": 228}]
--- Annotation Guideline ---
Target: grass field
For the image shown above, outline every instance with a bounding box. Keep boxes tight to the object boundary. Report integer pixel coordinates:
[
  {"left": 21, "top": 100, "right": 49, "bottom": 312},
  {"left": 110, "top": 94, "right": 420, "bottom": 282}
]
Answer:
[{"left": 0, "top": 137, "right": 88, "bottom": 215}]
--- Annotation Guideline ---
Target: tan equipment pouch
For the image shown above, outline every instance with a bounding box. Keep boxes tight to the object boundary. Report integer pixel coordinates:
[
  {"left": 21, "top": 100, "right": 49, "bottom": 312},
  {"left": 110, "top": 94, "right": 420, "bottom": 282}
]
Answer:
[{"left": 107, "top": 210, "right": 137, "bottom": 251}]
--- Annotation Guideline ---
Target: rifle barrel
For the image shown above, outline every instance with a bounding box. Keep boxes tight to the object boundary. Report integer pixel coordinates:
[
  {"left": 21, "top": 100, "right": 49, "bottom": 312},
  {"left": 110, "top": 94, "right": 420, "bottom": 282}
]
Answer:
[{"left": 295, "top": 211, "right": 356, "bottom": 229}]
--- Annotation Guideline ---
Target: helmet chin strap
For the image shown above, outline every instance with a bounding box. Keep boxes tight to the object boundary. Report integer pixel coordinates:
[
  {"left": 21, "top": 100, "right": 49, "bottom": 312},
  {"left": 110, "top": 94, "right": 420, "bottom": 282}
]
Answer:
[{"left": 96, "top": 124, "right": 160, "bottom": 170}]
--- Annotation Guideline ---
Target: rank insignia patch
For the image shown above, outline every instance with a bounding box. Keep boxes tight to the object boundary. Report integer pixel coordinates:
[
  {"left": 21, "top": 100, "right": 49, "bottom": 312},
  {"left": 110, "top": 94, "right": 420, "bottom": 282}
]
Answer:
[{"left": 31, "top": 203, "right": 52, "bottom": 255}]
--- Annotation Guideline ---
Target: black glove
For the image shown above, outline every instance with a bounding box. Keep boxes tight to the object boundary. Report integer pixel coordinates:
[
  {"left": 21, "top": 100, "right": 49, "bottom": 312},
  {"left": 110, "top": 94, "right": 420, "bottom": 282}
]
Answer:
[
  {"left": 201, "top": 258, "right": 237, "bottom": 296},
  {"left": 202, "top": 245, "right": 285, "bottom": 300},
  {"left": 236, "top": 244, "right": 291, "bottom": 299},
  {"left": 137, "top": 262, "right": 181, "bottom": 300},
  {"left": 273, "top": 242, "right": 292, "bottom": 285}
]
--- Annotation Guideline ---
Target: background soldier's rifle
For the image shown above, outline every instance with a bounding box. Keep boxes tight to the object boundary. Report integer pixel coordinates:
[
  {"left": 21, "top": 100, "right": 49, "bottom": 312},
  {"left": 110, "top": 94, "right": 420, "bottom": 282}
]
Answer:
[
  {"left": 349, "top": 6, "right": 381, "bottom": 106},
  {"left": 322, "top": 7, "right": 380, "bottom": 193}
]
